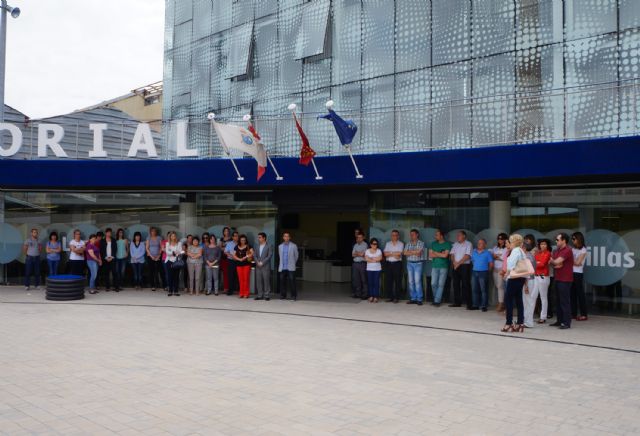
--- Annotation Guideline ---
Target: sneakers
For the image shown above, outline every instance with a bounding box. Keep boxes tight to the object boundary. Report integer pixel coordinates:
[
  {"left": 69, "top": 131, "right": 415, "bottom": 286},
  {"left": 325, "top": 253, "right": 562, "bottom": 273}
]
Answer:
[{"left": 24, "top": 286, "right": 30, "bottom": 291}]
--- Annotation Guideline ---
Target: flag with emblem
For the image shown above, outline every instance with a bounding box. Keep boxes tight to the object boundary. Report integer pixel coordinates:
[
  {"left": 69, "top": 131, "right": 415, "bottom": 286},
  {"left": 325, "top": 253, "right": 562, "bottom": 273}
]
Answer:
[
  {"left": 318, "top": 109, "right": 358, "bottom": 146},
  {"left": 293, "top": 112, "right": 316, "bottom": 166},
  {"left": 213, "top": 121, "right": 268, "bottom": 181}
]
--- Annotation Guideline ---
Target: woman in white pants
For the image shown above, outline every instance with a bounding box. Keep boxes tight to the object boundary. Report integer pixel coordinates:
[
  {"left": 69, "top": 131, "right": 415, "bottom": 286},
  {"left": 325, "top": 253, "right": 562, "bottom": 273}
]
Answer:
[
  {"left": 534, "top": 239, "right": 552, "bottom": 323},
  {"left": 491, "top": 233, "right": 508, "bottom": 312},
  {"left": 522, "top": 235, "right": 537, "bottom": 328}
]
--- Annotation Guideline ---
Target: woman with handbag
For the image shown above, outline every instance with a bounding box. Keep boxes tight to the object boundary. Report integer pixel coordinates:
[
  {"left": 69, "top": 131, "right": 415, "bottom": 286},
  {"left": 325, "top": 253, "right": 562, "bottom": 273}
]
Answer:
[
  {"left": 502, "top": 234, "right": 534, "bottom": 333},
  {"left": 165, "top": 232, "right": 184, "bottom": 296}
]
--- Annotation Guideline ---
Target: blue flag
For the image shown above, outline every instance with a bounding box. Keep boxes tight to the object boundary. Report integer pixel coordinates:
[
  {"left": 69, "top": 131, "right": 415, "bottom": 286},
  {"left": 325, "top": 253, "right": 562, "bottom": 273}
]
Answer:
[{"left": 318, "top": 109, "right": 358, "bottom": 146}]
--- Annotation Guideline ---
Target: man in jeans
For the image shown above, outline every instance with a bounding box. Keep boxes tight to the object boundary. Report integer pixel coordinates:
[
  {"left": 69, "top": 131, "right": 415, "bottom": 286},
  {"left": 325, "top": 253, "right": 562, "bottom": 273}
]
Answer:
[
  {"left": 23, "top": 228, "right": 42, "bottom": 290},
  {"left": 403, "top": 229, "right": 425, "bottom": 305},
  {"left": 429, "top": 229, "right": 451, "bottom": 307},
  {"left": 278, "top": 232, "right": 299, "bottom": 301},
  {"left": 351, "top": 231, "right": 368, "bottom": 299},
  {"left": 549, "top": 233, "right": 574, "bottom": 330},
  {"left": 449, "top": 231, "right": 473, "bottom": 308}
]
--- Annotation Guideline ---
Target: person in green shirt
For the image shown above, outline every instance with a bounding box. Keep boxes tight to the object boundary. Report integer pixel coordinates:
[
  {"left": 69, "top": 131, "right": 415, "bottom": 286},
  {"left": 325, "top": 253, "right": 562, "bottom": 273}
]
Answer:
[{"left": 429, "top": 229, "right": 452, "bottom": 306}]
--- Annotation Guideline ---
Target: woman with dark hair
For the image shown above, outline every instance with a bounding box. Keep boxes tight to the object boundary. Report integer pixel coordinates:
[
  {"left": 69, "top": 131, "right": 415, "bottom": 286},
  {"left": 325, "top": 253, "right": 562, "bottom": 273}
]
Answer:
[
  {"left": 187, "top": 236, "right": 203, "bottom": 295},
  {"left": 164, "top": 232, "right": 183, "bottom": 296},
  {"left": 233, "top": 234, "right": 253, "bottom": 298},
  {"left": 219, "top": 227, "right": 232, "bottom": 293},
  {"left": 534, "top": 239, "right": 552, "bottom": 323},
  {"left": 115, "top": 228, "right": 129, "bottom": 290},
  {"left": 365, "top": 238, "right": 383, "bottom": 303},
  {"left": 46, "top": 232, "right": 62, "bottom": 276},
  {"left": 130, "top": 231, "right": 146, "bottom": 290},
  {"left": 571, "top": 232, "right": 588, "bottom": 321},
  {"left": 86, "top": 234, "right": 102, "bottom": 294},
  {"left": 492, "top": 233, "right": 508, "bottom": 312},
  {"left": 522, "top": 235, "right": 537, "bottom": 328}
]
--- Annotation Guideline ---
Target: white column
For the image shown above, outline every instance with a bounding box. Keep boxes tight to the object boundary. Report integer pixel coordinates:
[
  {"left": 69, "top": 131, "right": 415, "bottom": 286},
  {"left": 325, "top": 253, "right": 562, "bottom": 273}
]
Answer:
[
  {"left": 179, "top": 201, "right": 196, "bottom": 237},
  {"left": 489, "top": 200, "right": 511, "bottom": 233}
]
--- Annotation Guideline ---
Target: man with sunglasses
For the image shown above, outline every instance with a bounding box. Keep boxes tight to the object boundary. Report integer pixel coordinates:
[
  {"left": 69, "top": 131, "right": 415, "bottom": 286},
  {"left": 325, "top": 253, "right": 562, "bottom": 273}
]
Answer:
[{"left": 549, "top": 233, "right": 574, "bottom": 330}]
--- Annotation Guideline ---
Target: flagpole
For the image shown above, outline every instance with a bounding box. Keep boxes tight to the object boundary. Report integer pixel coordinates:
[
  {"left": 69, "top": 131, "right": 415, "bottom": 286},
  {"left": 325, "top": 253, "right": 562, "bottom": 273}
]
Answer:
[
  {"left": 245, "top": 115, "right": 283, "bottom": 181},
  {"left": 346, "top": 145, "right": 364, "bottom": 179},
  {"left": 209, "top": 113, "right": 244, "bottom": 181},
  {"left": 267, "top": 155, "right": 284, "bottom": 181},
  {"left": 289, "top": 104, "right": 322, "bottom": 180},
  {"left": 227, "top": 154, "right": 245, "bottom": 181}
]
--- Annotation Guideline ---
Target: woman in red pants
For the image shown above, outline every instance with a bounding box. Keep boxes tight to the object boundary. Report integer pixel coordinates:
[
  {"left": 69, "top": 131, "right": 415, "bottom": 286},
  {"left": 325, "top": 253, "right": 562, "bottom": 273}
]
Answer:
[
  {"left": 233, "top": 234, "right": 253, "bottom": 298},
  {"left": 219, "top": 227, "right": 232, "bottom": 292}
]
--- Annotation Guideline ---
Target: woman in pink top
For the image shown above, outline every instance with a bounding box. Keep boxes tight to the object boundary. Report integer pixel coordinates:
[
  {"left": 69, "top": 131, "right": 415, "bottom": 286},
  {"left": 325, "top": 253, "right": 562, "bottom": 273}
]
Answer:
[{"left": 85, "top": 234, "right": 102, "bottom": 294}]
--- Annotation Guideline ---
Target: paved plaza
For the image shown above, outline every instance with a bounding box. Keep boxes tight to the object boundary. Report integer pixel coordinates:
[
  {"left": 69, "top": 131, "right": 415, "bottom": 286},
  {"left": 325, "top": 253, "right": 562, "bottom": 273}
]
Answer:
[{"left": 1, "top": 285, "right": 639, "bottom": 435}]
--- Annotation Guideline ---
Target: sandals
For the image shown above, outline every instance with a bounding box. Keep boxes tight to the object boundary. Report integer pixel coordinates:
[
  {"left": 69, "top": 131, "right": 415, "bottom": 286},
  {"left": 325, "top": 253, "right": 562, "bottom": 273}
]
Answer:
[
  {"left": 501, "top": 324, "right": 514, "bottom": 332},
  {"left": 537, "top": 319, "right": 546, "bottom": 324},
  {"left": 577, "top": 315, "right": 588, "bottom": 321},
  {"left": 514, "top": 324, "right": 525, "bottom": 333}
]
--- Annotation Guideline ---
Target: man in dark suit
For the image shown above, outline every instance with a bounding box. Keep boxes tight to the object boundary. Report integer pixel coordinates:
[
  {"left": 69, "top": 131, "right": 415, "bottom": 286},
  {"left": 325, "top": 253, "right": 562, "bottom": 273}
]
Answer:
[
  {"left": 254, "top": 232, "right": 273, "bottom": 300},
  {"left": 99, "top": 228, "right": 119, "bottom": 291}
]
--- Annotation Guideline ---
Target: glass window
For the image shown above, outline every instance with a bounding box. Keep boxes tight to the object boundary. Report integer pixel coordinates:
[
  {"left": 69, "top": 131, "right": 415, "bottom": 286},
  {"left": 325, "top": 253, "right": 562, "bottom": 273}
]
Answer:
[
  {"left": 233, "top": 0, "right": 255, "bottom": 26},
  {"left": 278, "top": 5, "right": 303, "bottom": 96},
  {"left": 212, "top": 0, "right": 233, "bottom": 34},
  {"left": 395, "top": 70, "right": 430, "bottom": 152},
  {"left": 193, "top": 0, "right": 213, "bottom": 41},
  {"left": 362, "top": 0, "right": 395, "bottom": 79},
  {"left": 253, "top": 16, "right": 279, "bottom": 101},
  {"left": 172, "top": 45, "right": 192, "bottom": 97},
  {"left": 473, "top": 53, "right": 516, "bottom": 146},
  {"left": 295, "top": 0, "right": 331, "bottom": 60},
  {"left": 565, "top": 34, "right": 619, "bottom": 139},
  {"left": 516, "top": 44, "right": 564, "bottom": 142},
  {"left": 620, "top": 0, "right": 640, "bottom": 32},
  {"left": 227, "top": 22, "right": 254, "bottom": 79},
  {"left": 332, "top": 0, "right": 362, "bottom": 85},
  {"left": 361, "top": 76, "right": 395, "bottom": 154},
  {"left": 395, "top": 0, "right": 430, "bottom": 73},
  {"left": 515, "top": 0, "right": 563, "bottom": 50},
  {"left": 472, "top": 0, "right": 515, "bottom": 58},
  {"left": 175, "top": 1, "right": 193, "bottom": 25},
  {"left": 564, "top": 0, "right": 617, "bottom": 41},
  {"left": 512, "top": 187, "right": 640, "bottom": 317},
  {"left": 432, "top": 0, "right": 471, "bottom": 66},
  {"left": 302, "top": 87, "right": 332, "bottom": 155},
  {"left": 191, "top": 39, "right": 212, "bottom": 116},
  {"left": 619, "top": 29, "right": 640, "bottom": 135},
  {"left": 431, "top": 61, "right": 472, "bottom": 148}
]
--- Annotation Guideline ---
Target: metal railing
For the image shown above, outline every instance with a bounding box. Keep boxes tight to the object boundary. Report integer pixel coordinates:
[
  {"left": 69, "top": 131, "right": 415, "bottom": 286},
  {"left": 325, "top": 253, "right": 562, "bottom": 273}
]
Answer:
[{"left": 2, "top": 79, "right": 638, "bottom": 161}]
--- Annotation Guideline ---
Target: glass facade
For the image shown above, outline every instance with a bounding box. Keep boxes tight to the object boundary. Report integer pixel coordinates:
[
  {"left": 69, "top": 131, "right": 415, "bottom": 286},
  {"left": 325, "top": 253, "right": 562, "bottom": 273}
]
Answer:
[
  {"left": 164, "top": 0, "right": 640, "bottom": 157},
  {"left": 370, "top": 187, "right": 640, "bottom": 317}
]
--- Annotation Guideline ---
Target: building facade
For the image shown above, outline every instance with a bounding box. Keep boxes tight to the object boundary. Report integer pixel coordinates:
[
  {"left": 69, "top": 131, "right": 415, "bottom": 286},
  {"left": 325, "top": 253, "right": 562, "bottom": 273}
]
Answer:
[{"left": 1, "top": 0, "right": 639, "bottom": 316}]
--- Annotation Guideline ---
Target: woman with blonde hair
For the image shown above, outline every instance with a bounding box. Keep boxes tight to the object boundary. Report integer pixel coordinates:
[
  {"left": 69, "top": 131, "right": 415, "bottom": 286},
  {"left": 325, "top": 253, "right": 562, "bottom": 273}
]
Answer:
[{"left": 502, "top": 234, "right": 534, "bottom": 333}]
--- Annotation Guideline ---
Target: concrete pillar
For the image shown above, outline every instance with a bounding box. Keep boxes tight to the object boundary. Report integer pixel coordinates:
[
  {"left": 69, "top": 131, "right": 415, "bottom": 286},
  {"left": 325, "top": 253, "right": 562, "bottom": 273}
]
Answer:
[
  {"left": 490, "top": 201, "right": 511, "bottom": 232},
  {"left": 179, "top": 193, "right": 197, "bottom": 237}
]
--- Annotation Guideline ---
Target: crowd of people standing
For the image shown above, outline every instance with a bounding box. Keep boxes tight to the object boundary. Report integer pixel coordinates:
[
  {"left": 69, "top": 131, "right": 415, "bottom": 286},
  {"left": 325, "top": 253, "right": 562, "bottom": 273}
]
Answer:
[
  {"left": 22, "top": 225, "right": 591, "bottom": 331},
  {"left": 350, "top": 228, "right": 590, "bottom": 331},
  {"left": 22, "top": 227, "right": 300, "bottom": 301}
]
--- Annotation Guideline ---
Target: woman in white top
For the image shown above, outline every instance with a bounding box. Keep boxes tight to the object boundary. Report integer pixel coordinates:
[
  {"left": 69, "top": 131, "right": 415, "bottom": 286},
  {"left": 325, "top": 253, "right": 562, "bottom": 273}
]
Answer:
[
  {"left": 571, "top": 232, "right": 588, "bottom": 321},
  {"left": 164, "top": 232, "right": 183, "bottom": 296},
  {"left": 502, "top": 234, "right": 534, "bottom": 333},
  {"left": 491, "top": 233, "right": 508, "bottom": 312},
  {"left": 365, "top": 238, "right": 383, "bottom": 303}
]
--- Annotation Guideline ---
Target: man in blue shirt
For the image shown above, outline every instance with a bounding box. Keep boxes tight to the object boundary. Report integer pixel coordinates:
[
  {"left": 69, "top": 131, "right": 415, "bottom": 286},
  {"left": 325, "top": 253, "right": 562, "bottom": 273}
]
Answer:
[
  {"left": 224, "top": 231, "right": 239, "bottom": 295},
  {"left": 470, "top": 238, "right": 494, "bottom": 311}
]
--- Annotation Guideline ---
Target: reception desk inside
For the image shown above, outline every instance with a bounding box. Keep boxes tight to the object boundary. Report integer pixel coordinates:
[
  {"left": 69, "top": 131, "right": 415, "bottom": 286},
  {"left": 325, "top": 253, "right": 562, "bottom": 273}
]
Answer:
[{"left": 302, "top": 260, "right": 351, "bottom": 283}]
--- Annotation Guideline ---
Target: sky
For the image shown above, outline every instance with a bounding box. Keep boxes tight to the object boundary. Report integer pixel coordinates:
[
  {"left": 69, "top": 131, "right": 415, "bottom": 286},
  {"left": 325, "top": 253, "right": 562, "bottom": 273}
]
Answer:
[{"left": 4, "top": 0, "right": 165, "bottom": 119}]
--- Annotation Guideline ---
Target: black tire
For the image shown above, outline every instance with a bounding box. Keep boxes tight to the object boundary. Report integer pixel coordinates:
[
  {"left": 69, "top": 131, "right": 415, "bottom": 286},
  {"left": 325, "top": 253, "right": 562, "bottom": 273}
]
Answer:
[
  {"left": 46, "top": 294, "right": 85, "bottom": 301},
  {"left": 45, "top": 291, "right": 85, "bottom": 298},
  {"left": 47, "top": 286, "right": 84, "bottom": 293},
  {"left": 46, "top": 277, "right": 85, "bottom": 285},
  {"left": 46, "top": 282, "right": 85, "bottom": 290}
]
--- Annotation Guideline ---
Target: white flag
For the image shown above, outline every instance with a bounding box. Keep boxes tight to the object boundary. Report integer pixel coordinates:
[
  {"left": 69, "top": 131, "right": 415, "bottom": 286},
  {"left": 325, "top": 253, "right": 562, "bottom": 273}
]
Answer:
[{"left": 213, "top": 121, "right": 268, "bottom": 180}]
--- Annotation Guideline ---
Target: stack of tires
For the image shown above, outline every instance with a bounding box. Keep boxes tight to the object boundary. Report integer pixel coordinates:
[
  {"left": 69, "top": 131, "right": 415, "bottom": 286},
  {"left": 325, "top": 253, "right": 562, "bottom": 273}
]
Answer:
[{"left": 46, "top": 275, "right": 85, "bottom": 301}]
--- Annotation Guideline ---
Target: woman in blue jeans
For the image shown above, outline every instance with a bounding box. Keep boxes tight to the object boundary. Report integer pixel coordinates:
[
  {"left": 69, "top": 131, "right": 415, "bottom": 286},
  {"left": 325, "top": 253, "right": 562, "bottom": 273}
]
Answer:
[
  {"left": 502, "top": 234, "right": 533, "bottom": 333},
  {"left": 129, "top": 232, "right": 146, "bottom": 290},
  {"left": 46, "top": 232, "right": 62, "bottom": 276},
  {"left": 85, "top": 234, "right": 102, "bottom": 294},
  {"left": 115, "top": 228, "right": 129, "bottom": 290},
  {"left": 365, "top": 238, "right": 383, "bottom": 303}
]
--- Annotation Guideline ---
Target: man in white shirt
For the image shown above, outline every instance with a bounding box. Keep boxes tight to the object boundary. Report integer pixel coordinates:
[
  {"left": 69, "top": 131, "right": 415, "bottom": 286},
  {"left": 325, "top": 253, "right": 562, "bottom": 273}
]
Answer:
[
  {"left": 383, "top": 229, "right": 404, "bottom": 303},
  {"left": 449, "top": 230, "right": 473, "bottom": 308}
]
